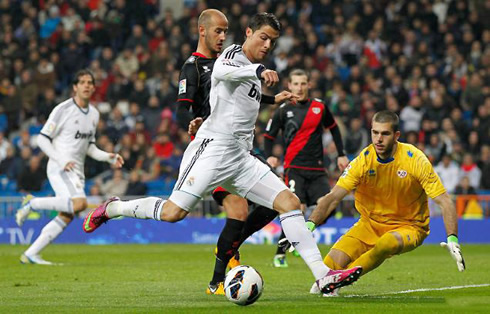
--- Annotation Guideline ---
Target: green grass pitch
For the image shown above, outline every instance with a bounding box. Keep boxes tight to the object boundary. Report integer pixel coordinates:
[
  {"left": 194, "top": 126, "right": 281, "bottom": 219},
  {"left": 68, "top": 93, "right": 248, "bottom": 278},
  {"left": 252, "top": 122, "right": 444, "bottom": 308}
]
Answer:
[{"left": 1, "top": 244, "right": 489, "bottom": 313}]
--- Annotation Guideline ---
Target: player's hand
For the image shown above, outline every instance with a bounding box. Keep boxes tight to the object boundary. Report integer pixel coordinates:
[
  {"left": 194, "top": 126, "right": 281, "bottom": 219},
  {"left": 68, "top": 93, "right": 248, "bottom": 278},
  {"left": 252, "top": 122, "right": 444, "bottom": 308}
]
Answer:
[
  {"left": 337, "top": 156, "right": 349, "bottom": 172},
  {"left": 110, "top": 153, "right": 124, "bottom": 168},
  {"left": 64, "top": 161, "right": 76, "bottom": 172},
  {"left": 261, "top": 69, "right": 279, "bottom": 87},
  {"left": 440, "top": 236, "right": 465, "bottom": 272},
  {"left": 266, "top": 156, "right": 280, "bottom": 168},
  {"left": 275, "top": 91, "right": 299, "bottom": 105},
  {"left": 188, "top": 117, "right": 203, "bottom": 136}
]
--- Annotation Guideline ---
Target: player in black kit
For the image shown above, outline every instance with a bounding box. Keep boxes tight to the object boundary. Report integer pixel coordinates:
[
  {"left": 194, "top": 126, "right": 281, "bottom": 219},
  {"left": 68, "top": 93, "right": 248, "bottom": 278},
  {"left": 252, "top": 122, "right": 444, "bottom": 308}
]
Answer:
[
  {"left": 264, "top": 69, "right": 349, "bottom": 267},
  {"left": 176, "top": 9, "right": 298, "bottom": 295}
]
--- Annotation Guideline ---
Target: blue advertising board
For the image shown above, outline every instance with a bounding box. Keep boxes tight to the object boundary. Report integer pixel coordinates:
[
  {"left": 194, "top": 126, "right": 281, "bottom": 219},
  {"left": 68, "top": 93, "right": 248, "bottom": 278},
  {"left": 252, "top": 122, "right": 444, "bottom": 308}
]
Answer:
[{"left": 0, "top": 217, "right": 488, "bottom": 245}]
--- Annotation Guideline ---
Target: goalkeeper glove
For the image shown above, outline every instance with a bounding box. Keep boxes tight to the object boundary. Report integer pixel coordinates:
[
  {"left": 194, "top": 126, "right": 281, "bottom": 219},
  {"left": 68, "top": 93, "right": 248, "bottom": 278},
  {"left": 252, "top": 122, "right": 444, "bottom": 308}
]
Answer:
[
  {"left": 440, "top": 235, "right": 466, "bottom": 272},
  {"left": 278, "top": 221, "right": 317, "bottom": 253}
]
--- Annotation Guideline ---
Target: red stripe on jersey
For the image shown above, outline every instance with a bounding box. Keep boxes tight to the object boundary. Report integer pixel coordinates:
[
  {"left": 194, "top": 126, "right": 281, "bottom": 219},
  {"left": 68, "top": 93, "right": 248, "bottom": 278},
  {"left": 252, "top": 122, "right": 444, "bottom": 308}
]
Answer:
[
  {"left": 263, "top": 134, "right": 275, "bottom": 140},
  {"left": 284, "top": 100, "right": 324, "bottom": 168},
  {"left": 192, "top": 52, "right": 208, "bottom": 58},
  {"left": 213, "top": 186, "right": 228, "bottom": 193},
  {"left": 286, "top": 165, "right": 325, "bottom": 171},
  {"left": 324, "top": 120, "right": 337, "bottom": 130},
  {"left": 177, "top": 98, "right": 195, "bottom": 103}
]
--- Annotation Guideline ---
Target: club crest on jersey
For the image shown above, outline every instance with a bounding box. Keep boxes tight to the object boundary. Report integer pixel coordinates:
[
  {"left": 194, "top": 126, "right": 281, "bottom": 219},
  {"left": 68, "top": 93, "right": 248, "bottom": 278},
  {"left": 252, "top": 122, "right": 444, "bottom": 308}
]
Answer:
[
  {"left": 202, "top": 65, "right": 211, "bottom": 73},
  {"left": 187, "top": 176, "right": 195, "bottom": 186},
  {"left": 287, "top": 111, "right": 294, "bottom": 118},
  {"left": 178, "top": 79, "right": 187, "bottom": 95},
  {"left": 341, "top": 164, "right": 352, "bottom": 177},
  {"left": 312, "top": 107, "right": 321, "bottom": 114},
  {"left": 397, "top": 170, "right": 407, "bottom": 178}
]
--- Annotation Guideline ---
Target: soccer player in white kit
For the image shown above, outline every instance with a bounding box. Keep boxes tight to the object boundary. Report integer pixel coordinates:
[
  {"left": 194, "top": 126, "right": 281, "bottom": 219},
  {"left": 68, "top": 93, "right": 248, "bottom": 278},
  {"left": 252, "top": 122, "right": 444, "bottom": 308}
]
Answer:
[
  {"left": 15, "top": 70, "right": 124, "bottom": 265},
  {"left": 84, "top": 13, "right": 361, "bottom": 293}
]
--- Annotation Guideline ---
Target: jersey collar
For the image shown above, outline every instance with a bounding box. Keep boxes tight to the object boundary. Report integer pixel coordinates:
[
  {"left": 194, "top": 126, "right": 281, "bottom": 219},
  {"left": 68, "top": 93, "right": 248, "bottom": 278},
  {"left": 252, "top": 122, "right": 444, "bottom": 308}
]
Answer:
[
  {"left": 375, "top": 143, "right": 398, "bottom": 164},
  {"left": 72, "top": 97, "right": 90, "bottom": 115},
  {"left": 192, "top": 52, "right": 209, "bottom": 59}
]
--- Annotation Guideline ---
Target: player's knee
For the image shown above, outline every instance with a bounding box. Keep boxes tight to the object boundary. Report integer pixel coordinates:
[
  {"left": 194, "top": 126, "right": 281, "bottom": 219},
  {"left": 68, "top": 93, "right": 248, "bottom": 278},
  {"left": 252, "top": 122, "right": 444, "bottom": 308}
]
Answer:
[
  {"left": 325, "top": 249, "right": 351, "bottom": 269},
  {"left": 71, "top": 198, "right": 87, "bottom": 213},
  {"left": 223, "top": 195, "right": 248, "bottom": 221},
  {"left": 377, "top": 232, "right": 403, "bottom": 256},
  {"left": 58, "top": 212, "right": 74, "bottom": 223},
  {"left": 161, "top": 203, "right": 188, "bottom": 222},
  {"left": 273, "top": 190, "right": 300, "bottom": 214}
]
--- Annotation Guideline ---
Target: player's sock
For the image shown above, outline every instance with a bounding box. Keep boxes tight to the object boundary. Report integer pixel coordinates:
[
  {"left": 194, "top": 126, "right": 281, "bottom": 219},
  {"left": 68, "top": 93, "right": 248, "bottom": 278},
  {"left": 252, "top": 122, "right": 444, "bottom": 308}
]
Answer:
[
  {"left": 324, "top": 254, "right": 344, "bottom": 270},
  {"left": 30, "top": 197, "right": 74, "bottom": 214},
  {"left": 276, "top": 230, "right": 287, "bottom": 254},
  {"left": 279, "top": 210, "right": 329, "bottom": 280},
  {"left": 106, "top": 197, "right": 165, "bottom": 220},
  {"left": 210, "top": 218, "right": 245, "bottom": 285},
  {"left": 348, "top": 232, "right": 399, "bottom": 275},
  {"left": 24, "top": 216, "right": 67, "bottom": 256},
  {"left": 238, "top": 205, "right": 277, "bottom": 246}
]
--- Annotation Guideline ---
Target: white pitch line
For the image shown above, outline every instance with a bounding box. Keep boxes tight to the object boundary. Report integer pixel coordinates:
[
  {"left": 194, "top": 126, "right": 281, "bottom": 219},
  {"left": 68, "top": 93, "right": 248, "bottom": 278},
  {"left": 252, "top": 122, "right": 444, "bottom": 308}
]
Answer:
[{"left": 346, "top": 283, "right": 490, "bottom": 297}]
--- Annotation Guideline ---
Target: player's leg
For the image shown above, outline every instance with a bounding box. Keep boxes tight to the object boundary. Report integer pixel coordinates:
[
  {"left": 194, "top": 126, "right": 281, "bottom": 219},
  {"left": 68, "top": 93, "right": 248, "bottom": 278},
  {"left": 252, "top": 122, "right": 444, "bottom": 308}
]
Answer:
[
  {"left": 274, "top": 168, "right": 307, "bottom": 267},
  {"left": 348, "top": 226, "right": 426, "bottom": 275},
  {"left": 207, "top": 191, "right": 248, "bottom": 295},
  {"left": 243, "top": 167, "right": 361, "bottom": 293},
  {"left": 21, "top": 170, "right": 87, "bottom": 265}
]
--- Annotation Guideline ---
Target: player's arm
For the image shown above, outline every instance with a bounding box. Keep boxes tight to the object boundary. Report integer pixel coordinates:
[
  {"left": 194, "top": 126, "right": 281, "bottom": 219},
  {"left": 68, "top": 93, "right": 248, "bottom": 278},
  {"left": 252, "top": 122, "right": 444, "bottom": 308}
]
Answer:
[
  {"left": 307, "top": 185, "right": 350, "bottom": 229},
  {"left": 213, "top": 57, "right": 278, "bottom": 86},
  {"left": 87, "top": 143, "right": 124, "bottom": 168},
  {"left": 261, "top": 91, "right": 299, "bottom": 106},
  {"left": 416, "top": 155, "right": 465, "bottom": 271},
  {"left": 263, "top": 107, "right": 282, "bottom": 167},
  {"left": 433, "top": 192, "right": 465, "bottom": 271},
  {"left": 37, "top": 134, "right": 72, "bottom": 170},
  {"left": 176, "top": 63, "right": 199, "bottom": 130},
  {"left": 323, "top": 104, "right": 348, "bottom": 171}
]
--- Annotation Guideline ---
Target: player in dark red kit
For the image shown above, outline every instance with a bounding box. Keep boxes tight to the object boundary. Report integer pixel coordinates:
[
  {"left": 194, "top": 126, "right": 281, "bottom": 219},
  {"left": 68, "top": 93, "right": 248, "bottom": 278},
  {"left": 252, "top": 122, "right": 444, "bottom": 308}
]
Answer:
[
  {"left": 177, "top": 9, "right": 298, "bottom": 294},
  {"left": 264, "top": 69, "right": 349, "bottom": 267}
]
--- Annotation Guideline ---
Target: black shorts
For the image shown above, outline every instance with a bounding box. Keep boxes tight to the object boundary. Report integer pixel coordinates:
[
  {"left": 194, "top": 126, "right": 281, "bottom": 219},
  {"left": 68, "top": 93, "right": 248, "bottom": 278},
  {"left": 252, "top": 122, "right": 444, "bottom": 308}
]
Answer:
[{"left": 284, "top": 168, "right": 330, "bottom": 207}]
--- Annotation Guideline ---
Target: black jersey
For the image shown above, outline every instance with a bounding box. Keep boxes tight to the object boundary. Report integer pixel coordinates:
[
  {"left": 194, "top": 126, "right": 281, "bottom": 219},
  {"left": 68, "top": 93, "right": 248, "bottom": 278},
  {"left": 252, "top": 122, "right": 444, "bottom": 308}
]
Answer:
[
  {"left": 264, "top": 99, "right": 337, "bottom": 170},
  {"left": 177, "top": 52, "right": 216, "bottom": 120}
]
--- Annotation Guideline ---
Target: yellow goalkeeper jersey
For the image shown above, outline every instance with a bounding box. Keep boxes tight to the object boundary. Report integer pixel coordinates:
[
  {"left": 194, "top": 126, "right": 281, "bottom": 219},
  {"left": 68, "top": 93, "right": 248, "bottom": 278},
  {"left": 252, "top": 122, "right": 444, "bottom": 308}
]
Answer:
[{"left": 337, "top": 142, "right": 446, "bottom": 230}]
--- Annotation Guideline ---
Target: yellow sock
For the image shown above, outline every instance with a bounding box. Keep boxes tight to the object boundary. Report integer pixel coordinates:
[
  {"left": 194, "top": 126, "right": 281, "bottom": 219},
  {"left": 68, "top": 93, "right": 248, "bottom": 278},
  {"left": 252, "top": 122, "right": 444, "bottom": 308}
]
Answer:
[
  {"left": 323, "top": 254, "right": 344, "bottom": 270},
  {"left": 349, "top": 232, "right": 400, "bottom": 275}
]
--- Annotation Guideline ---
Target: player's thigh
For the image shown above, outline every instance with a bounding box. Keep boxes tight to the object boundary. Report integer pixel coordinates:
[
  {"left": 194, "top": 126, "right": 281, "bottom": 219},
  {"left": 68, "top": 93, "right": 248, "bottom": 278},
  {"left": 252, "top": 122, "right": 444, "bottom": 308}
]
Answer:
[
  {"left": 391, "top": 226, "right": 427, "bottom": 254},
  {"left": 47, "top": 165, "right": 85, "bottom": 198},
  {"left": 305, "top": 171, "right": 330, "bottom": 207},
  {"left": 332, "top": 219, "right": 376, "bottom": 261},
  {"left": 170, "top": 139, "right": 234, "bottom": 212},
  {"left": 284, "top": 168, "right": 307, "bottom": 204}
]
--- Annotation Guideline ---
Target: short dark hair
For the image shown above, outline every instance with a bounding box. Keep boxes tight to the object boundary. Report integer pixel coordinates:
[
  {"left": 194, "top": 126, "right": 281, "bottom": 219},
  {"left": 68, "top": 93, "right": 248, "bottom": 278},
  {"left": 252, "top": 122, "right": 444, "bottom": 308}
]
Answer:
[
  {"left": 73, "top": 69, "right": 95, "bottom": 85},
  {"left": 372, "top": 110, "right": 399, "bottom": 132},
  {"left": 248, "top": 13, "right": 281, "bottom": 33},
  {"left": 289, "top": 69, "right": 309, "bottom": 81}
]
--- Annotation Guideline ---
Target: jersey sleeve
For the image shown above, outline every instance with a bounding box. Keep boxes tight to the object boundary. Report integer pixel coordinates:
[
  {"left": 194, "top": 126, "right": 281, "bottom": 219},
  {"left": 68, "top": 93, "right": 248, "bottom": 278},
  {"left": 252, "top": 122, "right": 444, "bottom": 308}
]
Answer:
[
  {"left": 336, "top": 153, "right": 364, "bottom": 191},
  {"left": 322, "top": 104, "right": 337, "bottom": 129},
  {"left": 213, "top": 49, "right": 263, "bottom": 82},
  {"left": 413, "top": 152, "right": 447, "bottom": 199},
  {"left": 40, "top": 105, "right": 66, "bottom": 140},
  {"left": 177, "top": 63, "right": 198, "bottom": 105}
]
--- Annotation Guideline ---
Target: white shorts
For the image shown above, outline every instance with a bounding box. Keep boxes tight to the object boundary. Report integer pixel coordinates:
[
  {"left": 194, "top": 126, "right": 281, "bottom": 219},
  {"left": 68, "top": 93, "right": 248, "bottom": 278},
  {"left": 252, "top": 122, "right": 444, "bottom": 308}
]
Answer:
[
  {"left": 47, "top": 161, "right": 86, "bottom": 198},
  {"left": 169, "top": 137, "right": 288, "bottom": 211}
]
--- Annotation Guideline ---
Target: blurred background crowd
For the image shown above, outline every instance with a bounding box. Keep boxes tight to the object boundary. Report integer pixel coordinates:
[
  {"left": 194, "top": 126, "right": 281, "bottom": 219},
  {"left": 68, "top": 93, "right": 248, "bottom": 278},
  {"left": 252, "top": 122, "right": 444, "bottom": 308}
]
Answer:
[{"left": 0, "top": 0, "right": 488, "bottom": 201}]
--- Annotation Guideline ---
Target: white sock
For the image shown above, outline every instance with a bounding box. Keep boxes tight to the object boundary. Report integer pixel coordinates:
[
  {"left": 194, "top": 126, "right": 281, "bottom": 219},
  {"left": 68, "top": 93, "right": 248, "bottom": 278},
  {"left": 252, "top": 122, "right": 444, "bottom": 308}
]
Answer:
[
  {"left": 106, "top": 197, "right": 165, "bottom": 220},
  {"left": 30, "top": 197, "right": 73, "bottom": 214},
  {"left": 24, "top": 216, "right": 67, "bottom": 257},
  {"left": 280, "top": 210, "right": 330, "bottom": 280}
]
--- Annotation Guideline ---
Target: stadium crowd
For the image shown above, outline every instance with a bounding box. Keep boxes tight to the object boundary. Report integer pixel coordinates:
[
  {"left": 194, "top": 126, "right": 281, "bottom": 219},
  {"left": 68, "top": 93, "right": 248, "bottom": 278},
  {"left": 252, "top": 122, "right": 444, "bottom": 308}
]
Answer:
[{"left": 0, "top": 0, "right": 488, "bottom": 201}]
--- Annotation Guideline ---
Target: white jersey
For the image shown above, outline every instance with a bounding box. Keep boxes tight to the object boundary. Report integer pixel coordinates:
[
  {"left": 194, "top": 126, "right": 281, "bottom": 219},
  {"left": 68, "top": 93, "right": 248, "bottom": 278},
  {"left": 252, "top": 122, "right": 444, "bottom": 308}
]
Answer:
[
  {"left": 40, "top": 98, "right": 99, "bottom": 172},
  {"left": 197, "top": 44, "right": 263, "bottom": 150}
]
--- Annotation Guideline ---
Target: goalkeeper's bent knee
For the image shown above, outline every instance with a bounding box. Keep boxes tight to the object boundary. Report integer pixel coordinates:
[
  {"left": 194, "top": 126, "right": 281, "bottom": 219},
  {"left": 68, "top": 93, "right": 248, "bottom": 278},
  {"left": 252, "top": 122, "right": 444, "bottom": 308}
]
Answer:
[{"left": 323, "top": 254, "right": 344, "bottom": 270}]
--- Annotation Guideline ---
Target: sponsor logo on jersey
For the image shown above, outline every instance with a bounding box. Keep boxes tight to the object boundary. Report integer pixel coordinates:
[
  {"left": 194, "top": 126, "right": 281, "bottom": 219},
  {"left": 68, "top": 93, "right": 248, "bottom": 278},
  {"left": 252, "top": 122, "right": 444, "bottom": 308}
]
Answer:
[
  {"left": 287, "top": 111, "right": 294, "bottom": 118},
  {"left": 178, "top": 79, "right": 187, "bottom": 95},
  {"left": 407, "top": 150, "right": 414, "bottom": 157},
  {"left": 397, "top": 170, "right": 407, "bottom": 178},
  {"left": 202, "top": 65, "right": 211, "bottom": 73},
  {"left": 75, "top": 130, "right": 93, "bottom": 139},
  {"left": 368, "top": 169, "right": 376, "bottom": 176},
  {"left": 312, "top": 107, "right": 321, "bottom": 114}
]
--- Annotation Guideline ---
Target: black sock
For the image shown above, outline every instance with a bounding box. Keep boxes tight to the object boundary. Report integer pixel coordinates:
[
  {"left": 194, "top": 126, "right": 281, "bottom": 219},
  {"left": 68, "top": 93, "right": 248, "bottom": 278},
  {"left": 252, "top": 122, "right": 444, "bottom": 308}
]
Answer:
[
  {"left": 210, "top": 218, "right": 245, "bottom": 285},
  {"left": 276, "top": 230, "right": 287, "bottom": 255},
  {"left": 238, "top": 205, "right": 278, "bottom": 247}
]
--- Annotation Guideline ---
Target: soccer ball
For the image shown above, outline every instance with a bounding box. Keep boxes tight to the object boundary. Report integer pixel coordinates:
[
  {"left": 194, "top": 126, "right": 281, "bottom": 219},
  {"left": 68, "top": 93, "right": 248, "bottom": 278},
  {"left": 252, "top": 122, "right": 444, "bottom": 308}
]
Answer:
[{"left": 224, "top": 265, "right": 264, "bottom": 306}]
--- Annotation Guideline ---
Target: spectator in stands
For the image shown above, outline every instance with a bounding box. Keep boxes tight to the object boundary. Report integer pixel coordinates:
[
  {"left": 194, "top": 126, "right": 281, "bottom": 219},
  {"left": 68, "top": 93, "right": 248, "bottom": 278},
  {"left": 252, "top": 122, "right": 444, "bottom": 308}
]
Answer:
[
  {"left": 344, "top": 117, "right": 368, "bottom": 158},
  {"left": 0, "top": 146, "right": 21, "bottom": 180},
  {"left": 459, "top": 153, "right": 482, "bottom": 189},
  {"left": 125, "top": 170, "right": 147, "bottom": 196},
  {"left": 115, "top": 48, "right": 139, "bottom": 79},
  {"left": 400, "top": 96, "right": 424, "bottom": 133},
  {"left": 479, "top": 145, "right": 490, "bottom": 190},
  {"left": 0, "top": 132, "right": 11, "bottom": 163},
  {"left": 99, "top": 169, "right": 128, "bottom": 197},
  {"left": 17, "top": 156, "right": 45, "bottom": 193},
  {"left": 454, "top": 176, "right": 477, "bottom": 195},
  {"left": 435, "top": 155, "right": 460, "bottom": 194}
]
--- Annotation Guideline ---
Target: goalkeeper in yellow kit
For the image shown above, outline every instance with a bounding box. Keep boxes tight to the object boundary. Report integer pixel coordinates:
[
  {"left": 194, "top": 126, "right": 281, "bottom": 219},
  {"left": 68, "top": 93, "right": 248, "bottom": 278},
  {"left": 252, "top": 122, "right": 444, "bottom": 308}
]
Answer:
[{"left": 307, "top": 110, "right": 465, "bottom": 296}]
